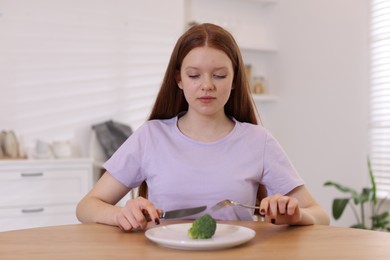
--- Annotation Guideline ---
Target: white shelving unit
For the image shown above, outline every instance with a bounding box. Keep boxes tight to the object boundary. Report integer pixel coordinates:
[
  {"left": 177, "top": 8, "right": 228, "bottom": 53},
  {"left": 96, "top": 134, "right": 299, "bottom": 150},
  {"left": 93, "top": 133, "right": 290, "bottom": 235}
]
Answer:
[{"left": 185, "top": 0, "right": 278, "bottom": 103}]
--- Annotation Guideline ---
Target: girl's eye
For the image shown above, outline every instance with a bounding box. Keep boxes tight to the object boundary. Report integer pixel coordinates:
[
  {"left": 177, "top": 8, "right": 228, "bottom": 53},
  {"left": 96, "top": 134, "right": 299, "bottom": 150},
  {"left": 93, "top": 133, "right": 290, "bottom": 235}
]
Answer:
[
  {"left": 214, "top": 75, "right": 227, "bottom": 79},
  {"left": 188, "top": 74, "right": 200, "bottom": 79}
]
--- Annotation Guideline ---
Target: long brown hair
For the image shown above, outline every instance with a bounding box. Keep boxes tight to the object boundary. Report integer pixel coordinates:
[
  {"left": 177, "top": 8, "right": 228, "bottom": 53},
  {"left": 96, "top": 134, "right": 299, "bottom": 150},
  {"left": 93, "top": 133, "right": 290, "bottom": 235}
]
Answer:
[{"left": 148, "top": 23, "right": 259, "bottom": 124}]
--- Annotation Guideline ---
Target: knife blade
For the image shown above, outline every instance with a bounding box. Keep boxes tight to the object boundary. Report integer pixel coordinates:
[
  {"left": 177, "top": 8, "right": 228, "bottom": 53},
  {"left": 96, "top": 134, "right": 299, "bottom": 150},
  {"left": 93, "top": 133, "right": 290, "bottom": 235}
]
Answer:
[
  {"left": 144, "top": 205, "right": 207, "bottom": 221},
  {"left": 160, "top": 205, "right": 207, "bottom": 219}
]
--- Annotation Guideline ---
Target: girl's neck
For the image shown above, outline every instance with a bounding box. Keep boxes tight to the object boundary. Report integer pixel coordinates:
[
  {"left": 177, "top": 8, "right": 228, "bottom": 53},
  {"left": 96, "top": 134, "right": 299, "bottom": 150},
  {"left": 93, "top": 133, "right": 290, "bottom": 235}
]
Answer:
[{"left": 177, "top": 112, "right": 235, "bottom": 142}]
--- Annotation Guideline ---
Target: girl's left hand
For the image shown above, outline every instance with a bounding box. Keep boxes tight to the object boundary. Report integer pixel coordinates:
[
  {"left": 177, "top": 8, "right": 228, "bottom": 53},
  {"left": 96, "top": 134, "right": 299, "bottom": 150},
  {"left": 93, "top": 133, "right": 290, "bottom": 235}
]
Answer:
[{"left": 259, "top": 194, "right": 302, "bottom": 225}]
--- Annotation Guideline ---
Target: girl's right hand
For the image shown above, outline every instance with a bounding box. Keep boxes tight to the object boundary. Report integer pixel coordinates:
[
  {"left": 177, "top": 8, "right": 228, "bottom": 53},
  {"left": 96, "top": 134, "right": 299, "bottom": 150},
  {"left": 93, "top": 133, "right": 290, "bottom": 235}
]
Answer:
[{"left": 114, "top": 197, "right": 161, "bottom": 231}]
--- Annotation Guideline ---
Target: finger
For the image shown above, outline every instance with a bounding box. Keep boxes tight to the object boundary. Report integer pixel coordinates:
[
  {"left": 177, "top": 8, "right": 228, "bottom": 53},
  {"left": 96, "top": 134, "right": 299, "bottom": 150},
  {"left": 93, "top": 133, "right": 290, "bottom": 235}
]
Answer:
[
  {"left": 134, "top": 197, "right": 160, "bottom": 226},
  {"left": 268, "top": 196, "right": 279, "bottom": 219},
  {"left": 286, "top": 197, "right": 299, "bottom": 215},
  {"left": 142, "top": 209, "right": 160, "bottom": 225},
  {"left": 117, "top": 213, "right": 133, "bottom": 231},
  {"left": 122, "top": 204, "right": 143, "bottom": 229},
  {"left": 259, "top": 197, "right": 269, "bottom": 216},
  {"left": 132, "top": 209, "right": 149, "bottom": 229},
  {"left": 122, "top": 199, "right": 148, "bottom": 229},
  {"left": 140, "top": 207, "right": 160, "bottom": 225},
  {"left": 277, "top": 196, "right": 288, "bottom": 215},
  {"left": 259, "top": 196, "right": 279, "bottom": 221}
]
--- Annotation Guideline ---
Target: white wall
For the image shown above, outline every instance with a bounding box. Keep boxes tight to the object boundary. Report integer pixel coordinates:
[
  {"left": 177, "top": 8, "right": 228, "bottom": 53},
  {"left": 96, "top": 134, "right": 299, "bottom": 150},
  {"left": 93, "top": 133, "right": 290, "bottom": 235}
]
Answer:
[{"left": 257, "top": 0, "right": 370, "bottom": 227}]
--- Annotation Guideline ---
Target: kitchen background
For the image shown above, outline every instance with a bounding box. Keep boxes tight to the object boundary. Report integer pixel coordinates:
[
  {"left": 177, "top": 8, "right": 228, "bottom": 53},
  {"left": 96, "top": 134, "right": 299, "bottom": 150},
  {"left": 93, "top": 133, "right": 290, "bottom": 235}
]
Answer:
[{"left": 0, "top": 0, "right": 369, "bottom": 228}]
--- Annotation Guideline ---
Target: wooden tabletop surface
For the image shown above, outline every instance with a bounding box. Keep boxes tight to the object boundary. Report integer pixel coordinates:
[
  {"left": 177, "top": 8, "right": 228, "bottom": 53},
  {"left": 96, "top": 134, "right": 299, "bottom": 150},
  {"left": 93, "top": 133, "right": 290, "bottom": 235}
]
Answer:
[{"left": 1, "top": 220, "right": 390, "bottom": 259}]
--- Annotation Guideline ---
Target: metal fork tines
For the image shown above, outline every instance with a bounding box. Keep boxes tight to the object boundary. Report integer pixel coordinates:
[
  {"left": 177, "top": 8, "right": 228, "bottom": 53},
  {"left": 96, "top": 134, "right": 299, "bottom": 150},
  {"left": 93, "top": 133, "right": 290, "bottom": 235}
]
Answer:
[
  {"left": 212, "top": 199, "right": 265, "bottom": 222},
  {"left": 211, "top": 199, "right": 260, "bottom": 211}
]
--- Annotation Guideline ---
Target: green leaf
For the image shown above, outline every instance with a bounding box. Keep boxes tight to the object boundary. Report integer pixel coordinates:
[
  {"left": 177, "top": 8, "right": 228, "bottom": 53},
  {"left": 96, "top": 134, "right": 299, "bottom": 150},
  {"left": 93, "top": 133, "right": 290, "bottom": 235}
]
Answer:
[
  {"left": 332, "top": 198, "right": 349, "bottom": 220},
  {"left": 371, "top": 211, "right": 390, "bottom": 229},
  {"left": 367, "top": 157, "right": 377, "bottom": 205},
  {"left": 353, "top": 187, "right": 371, "bottom": 204},
  {"left": 324, "top": 181, "right": 358, "bottom": 197},
  {"left": 351, "top": 223, "right": 368, "bottom": 229}
]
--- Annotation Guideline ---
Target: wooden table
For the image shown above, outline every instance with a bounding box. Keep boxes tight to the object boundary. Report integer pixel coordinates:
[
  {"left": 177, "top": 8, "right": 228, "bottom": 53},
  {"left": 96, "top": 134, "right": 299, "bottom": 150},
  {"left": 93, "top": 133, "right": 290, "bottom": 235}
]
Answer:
[{"left": 1, "top": 221, "right": 390, "bottom": 259}]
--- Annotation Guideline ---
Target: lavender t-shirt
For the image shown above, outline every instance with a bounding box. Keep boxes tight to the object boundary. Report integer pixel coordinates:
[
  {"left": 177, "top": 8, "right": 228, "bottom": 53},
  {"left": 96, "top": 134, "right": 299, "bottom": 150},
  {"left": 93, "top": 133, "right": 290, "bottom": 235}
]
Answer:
[{"left": 103, "top": 116, "right": 304, "bottom": 221}]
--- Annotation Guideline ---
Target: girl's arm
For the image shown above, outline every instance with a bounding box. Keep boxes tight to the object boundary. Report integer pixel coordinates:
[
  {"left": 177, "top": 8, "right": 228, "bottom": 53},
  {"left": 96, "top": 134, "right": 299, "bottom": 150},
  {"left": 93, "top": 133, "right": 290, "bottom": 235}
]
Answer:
[{"left": 76, "top": 171, "right": 160, "bottom": 231}]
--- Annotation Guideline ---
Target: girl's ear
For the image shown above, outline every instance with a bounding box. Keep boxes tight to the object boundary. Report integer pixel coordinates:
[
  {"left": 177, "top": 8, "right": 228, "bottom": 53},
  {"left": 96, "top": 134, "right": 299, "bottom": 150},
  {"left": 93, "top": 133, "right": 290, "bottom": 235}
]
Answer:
[{"left": 176, "top": 70, "right": 183, "bottom": 89}]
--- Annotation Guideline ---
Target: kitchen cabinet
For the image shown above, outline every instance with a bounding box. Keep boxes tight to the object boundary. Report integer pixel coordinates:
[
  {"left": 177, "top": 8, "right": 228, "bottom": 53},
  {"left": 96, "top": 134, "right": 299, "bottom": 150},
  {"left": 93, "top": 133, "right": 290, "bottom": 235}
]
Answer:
[
  {"left": 0, "top": 159, "right": 93, "bottom": 231},
  {"left": 185, "top": 0, "right": 279, "bottom": 102}
]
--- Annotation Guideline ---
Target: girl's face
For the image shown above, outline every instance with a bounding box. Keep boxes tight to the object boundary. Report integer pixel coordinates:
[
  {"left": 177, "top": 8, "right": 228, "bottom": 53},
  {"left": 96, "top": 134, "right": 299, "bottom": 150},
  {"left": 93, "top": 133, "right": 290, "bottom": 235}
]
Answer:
[{"left": 177, "top": 46, "right": 234, "bottom": 118}]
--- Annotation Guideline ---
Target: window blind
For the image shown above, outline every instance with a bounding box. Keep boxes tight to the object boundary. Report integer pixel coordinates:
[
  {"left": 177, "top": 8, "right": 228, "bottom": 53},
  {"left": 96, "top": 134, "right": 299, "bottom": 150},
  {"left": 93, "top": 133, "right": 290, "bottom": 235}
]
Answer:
[
  {"left": 0, "top": 0, "right": 183, "bottom": 148},
  {"left": 370, "top": 0, "right": 390, "bottom": 197}
]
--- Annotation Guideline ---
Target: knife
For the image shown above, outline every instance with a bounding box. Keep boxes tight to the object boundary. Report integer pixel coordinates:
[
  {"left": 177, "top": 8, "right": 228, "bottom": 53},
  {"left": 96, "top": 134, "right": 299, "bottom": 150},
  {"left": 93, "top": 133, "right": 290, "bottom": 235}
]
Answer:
[{"left": 144, "top": 205, "right": 207, "bottom": 221}]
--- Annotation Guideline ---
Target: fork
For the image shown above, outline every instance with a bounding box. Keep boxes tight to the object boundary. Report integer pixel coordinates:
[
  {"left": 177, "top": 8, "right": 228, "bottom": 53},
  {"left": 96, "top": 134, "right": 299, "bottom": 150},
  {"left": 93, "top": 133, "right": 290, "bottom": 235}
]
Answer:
[
  {"left": 212, "top": 199, "right": 265, "bottom": 221},
  {"left": 212, "top": 199, "right": 260, "bottom": 211}
]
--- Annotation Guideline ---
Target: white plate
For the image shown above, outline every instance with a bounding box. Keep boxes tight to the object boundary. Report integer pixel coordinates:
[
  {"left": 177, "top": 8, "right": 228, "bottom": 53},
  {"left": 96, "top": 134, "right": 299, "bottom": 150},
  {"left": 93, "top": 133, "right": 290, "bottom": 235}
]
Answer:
[{"left": 145, "top": 223, "right": 256, "bottom": 250}]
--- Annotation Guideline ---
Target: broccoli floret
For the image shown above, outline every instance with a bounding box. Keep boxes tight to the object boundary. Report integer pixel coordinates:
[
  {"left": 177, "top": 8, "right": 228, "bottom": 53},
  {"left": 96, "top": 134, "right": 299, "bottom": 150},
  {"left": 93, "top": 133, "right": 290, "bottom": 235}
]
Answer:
[{"left": 188, "top": 214, "right": 217, "bottom": 239}]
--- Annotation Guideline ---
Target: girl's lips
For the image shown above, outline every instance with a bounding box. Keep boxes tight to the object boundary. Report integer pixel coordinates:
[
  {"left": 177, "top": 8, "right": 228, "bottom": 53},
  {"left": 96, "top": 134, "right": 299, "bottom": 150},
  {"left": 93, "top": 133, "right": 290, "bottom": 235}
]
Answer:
[
  {"left": 198, "top": 96, "right": 216, "bottom": 103},
  {"left": 198, "top": 96, "right": 216, "bottom": 100}
]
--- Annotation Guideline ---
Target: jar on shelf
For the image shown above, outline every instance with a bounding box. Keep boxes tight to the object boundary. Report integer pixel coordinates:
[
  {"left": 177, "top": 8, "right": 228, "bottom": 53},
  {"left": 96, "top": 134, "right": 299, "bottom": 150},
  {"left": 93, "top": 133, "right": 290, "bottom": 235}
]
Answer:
[{"left": 252, "top": 76, "right": 266, "bottom": 94}]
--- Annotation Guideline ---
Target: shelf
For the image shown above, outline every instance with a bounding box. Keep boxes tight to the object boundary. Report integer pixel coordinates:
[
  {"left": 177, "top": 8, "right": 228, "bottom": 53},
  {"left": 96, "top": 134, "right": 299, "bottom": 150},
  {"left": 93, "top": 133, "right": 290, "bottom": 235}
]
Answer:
[
  {"left": 251, "top": 94, "right": 278, "bottom": 102},
  {"left": 186, "top": 0, "right": 278, "bottom": 105}
]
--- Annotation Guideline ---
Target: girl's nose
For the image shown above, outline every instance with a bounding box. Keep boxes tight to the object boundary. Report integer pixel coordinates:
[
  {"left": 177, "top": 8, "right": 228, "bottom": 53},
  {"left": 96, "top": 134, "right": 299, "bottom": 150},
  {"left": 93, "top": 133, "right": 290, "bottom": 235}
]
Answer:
[{"left": 201, "top": 78, "right": 215, "bottom": 91}]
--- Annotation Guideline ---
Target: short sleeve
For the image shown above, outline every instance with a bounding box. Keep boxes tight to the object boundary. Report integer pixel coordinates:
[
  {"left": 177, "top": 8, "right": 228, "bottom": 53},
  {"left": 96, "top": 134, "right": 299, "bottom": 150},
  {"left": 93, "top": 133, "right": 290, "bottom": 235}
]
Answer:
[
  {"left": 261, "top": 131, "right": 304, "bottom": 195},
  {"left": 102, "top": 124, "right": 148, "bottom": 188}
]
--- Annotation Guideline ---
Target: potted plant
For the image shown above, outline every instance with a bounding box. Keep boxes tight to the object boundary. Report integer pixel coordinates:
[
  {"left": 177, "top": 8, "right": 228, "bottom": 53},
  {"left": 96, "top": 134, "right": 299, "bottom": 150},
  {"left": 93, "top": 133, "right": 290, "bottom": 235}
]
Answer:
[{"left": 324, "top": 158, "right": 390, "bottom": 231}]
